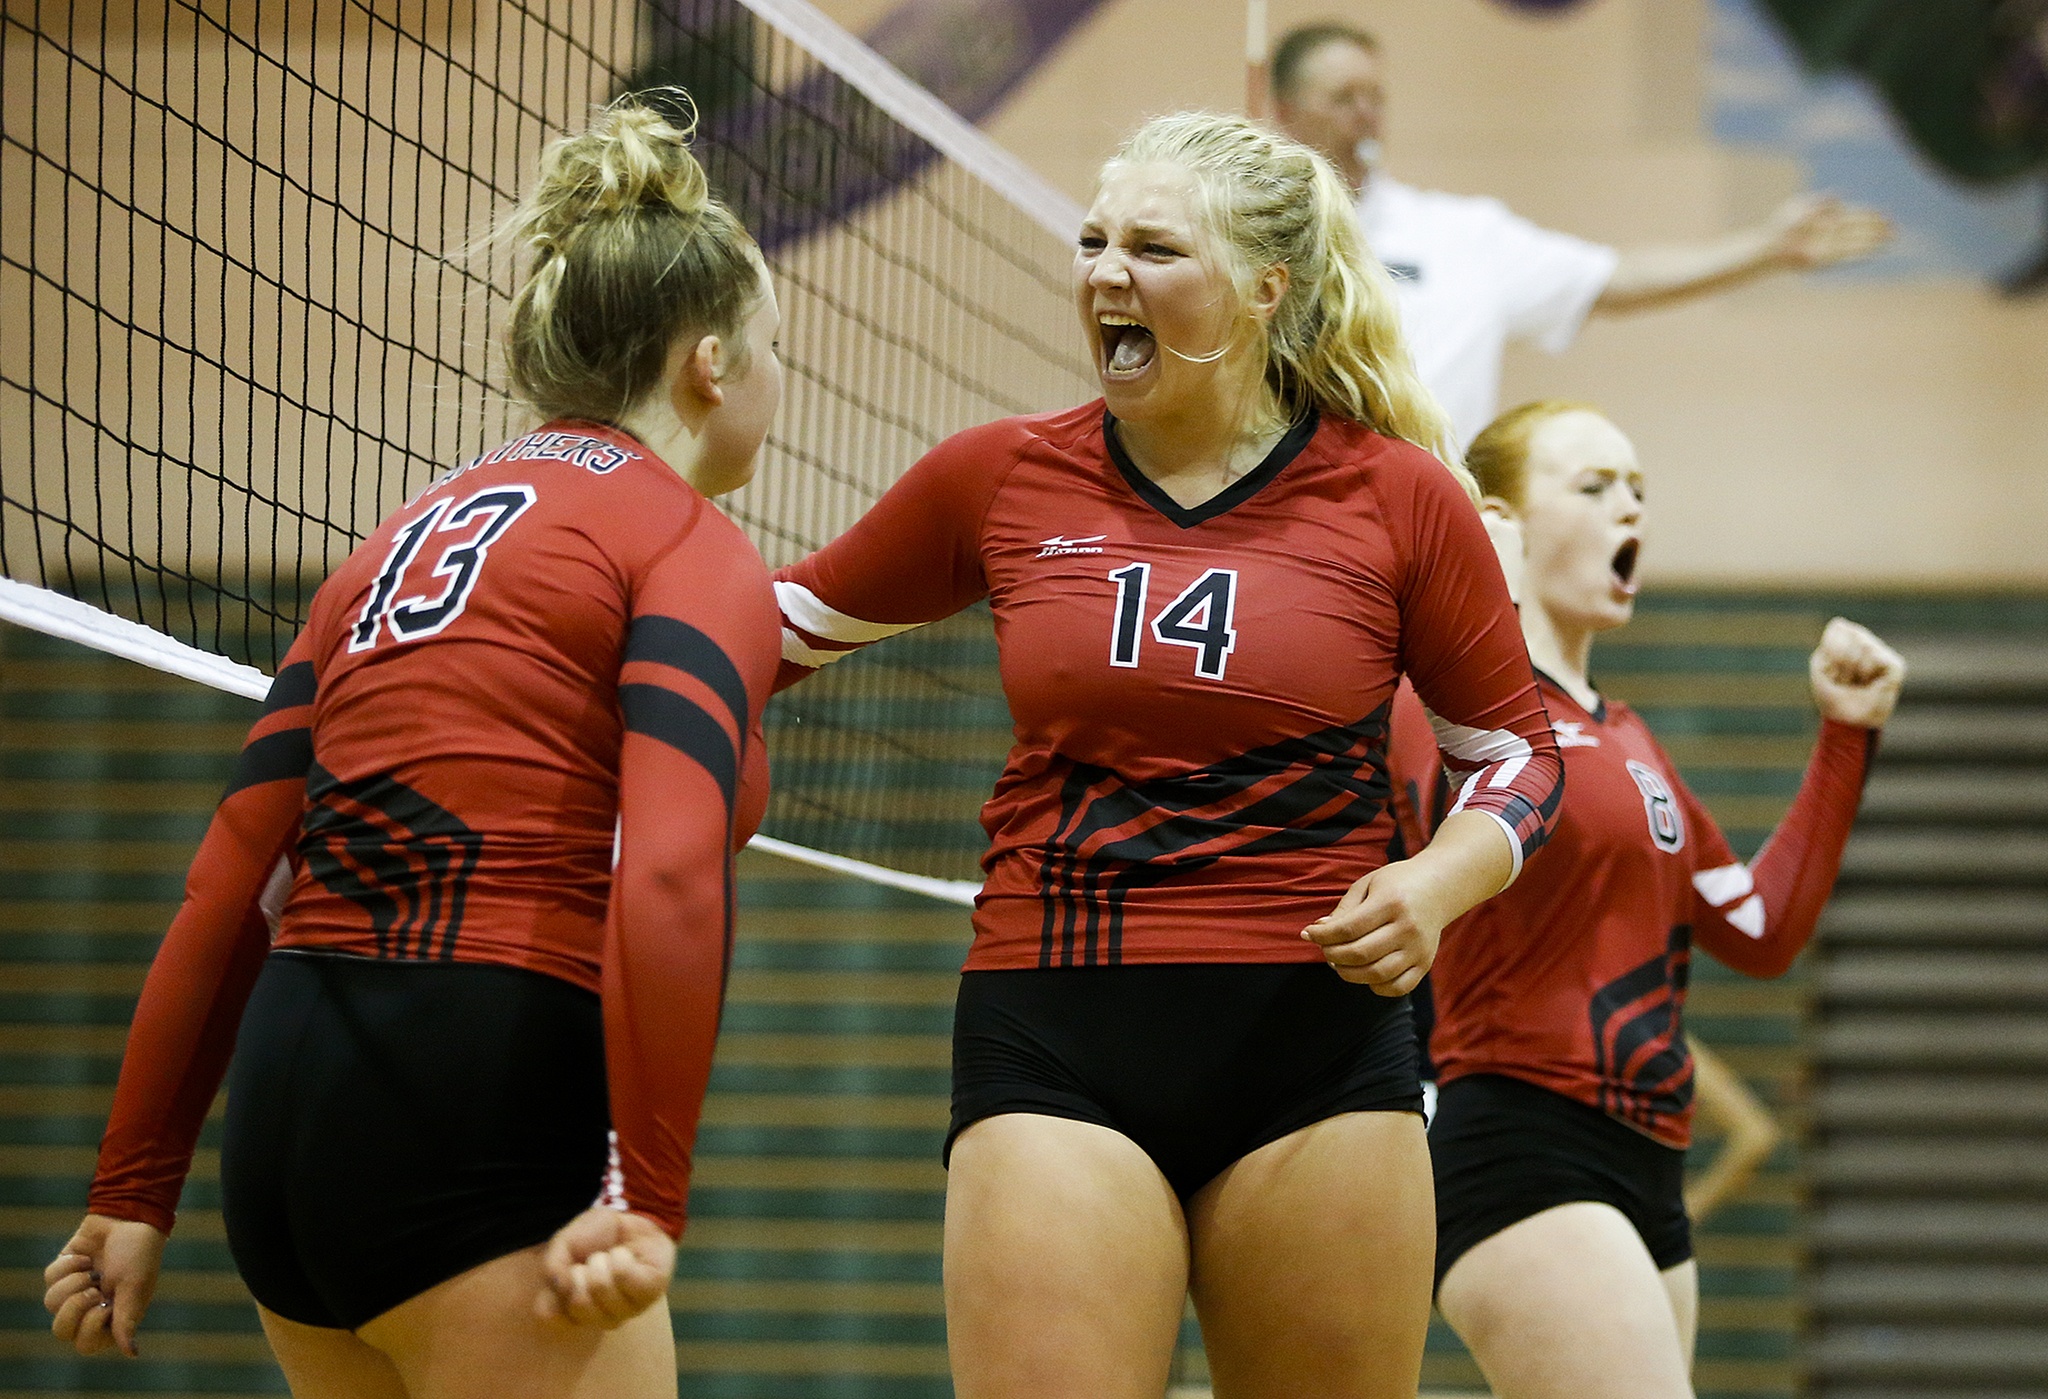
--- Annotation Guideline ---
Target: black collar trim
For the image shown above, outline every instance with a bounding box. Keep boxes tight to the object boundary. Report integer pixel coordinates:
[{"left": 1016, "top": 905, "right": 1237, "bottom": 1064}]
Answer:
[
  {"left": 1534, "top": 665, "right": 1606, "bottom": 724},
  {"left": 1102, "top": 408, "right": 1319, "bottom": 529}
]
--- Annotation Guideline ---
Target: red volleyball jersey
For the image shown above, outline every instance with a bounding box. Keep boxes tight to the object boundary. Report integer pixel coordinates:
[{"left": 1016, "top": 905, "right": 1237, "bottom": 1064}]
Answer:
[
  {"left": 89, "top": 422, "right": 778, "bottom": 1237},
  {"left": 1424, "top": 673, "right": 1876, "bottom": 1146},
  {"left": 775, "top": 404, "right": 1563, "bottom": 969}
]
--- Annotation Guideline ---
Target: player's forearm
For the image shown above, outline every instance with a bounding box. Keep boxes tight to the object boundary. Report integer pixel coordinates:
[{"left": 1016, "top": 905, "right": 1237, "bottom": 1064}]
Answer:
[
  {"left": 1593, "top": 224, "right": 1782, "bottom": 315},
  {"left": 1412, "top": 809, "right": 1519, "bottom": 923}
]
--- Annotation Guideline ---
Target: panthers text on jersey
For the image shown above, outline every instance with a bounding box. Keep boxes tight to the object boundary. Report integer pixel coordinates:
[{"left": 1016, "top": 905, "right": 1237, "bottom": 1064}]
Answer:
[
  {"left": 775, "top": 404, "right": 1564, "bottom": 969},
  {"left": 89, "top": 422, "right": 778, "bottom": 1237},
  {"left": 1425, "top": 673, "right": 1875, "bottom": 1146}
]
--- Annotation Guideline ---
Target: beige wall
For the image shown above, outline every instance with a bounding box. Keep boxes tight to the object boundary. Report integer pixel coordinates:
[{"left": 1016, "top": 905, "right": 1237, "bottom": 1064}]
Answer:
[{"left": 820, "top": 0, "right": 2048, "bottom": 585}]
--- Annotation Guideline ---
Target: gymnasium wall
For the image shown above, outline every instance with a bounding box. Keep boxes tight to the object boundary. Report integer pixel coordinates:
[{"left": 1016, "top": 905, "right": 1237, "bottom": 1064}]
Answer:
[{"left": 816, "top": 0, "right": 2048, "bottom": 588}]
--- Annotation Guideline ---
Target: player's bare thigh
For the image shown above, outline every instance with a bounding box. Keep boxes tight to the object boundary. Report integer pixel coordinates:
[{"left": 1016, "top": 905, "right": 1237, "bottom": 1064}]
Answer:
[
  {"left": 349, "top": 1243, "right": 677, "bottom": 1399},
  {"left": 1437, "top": 1200, "right": 1694, "bottom": 1399},
  {"left": 256, "top": 1305, "right": 411, "bottom": 1399},
  {"left": 1186, "top": 1110, "right": 1433, "bottom": 1399},
  {"left": 944, "top": 1112, "right": 1189, "bottom": 1399}
]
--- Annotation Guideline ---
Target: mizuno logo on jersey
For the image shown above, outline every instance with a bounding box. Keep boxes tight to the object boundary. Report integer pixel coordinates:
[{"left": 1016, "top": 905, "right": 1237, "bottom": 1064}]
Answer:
[
  {"left": 1037, "top": 534, "right": 1107, "bottom": 557},
  {"left": 1553, "top": 721, "right": 1600, "bottom": 747}
]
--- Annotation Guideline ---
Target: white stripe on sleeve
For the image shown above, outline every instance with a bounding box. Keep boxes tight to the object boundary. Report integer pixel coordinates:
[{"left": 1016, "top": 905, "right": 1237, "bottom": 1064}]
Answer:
[
  {"left": 775, "top": 580, "right": 925, "bottom": 645},
  {"left": 781, "top": 628, "right": 858, "bottom": 668},
  {"left": 1479, "top": 809, "right": 1525, "bottom": 888},
  {"left": 1727, "top": 894, "right": 1767, "bottom": 939},
  {"left": 1424, "top": 707, "right": 1534, "bottom": 770},
  {"left": 1692, "top": 862, "right": 1755, "bottom": 908}
]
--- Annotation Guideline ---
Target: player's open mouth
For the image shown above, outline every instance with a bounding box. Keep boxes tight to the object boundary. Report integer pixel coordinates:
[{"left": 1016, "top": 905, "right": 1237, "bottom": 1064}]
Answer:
[
  {"left": 1611, "top": 538, "right": 1641, "bottom": 595},
  {"left": 1098, "top": 314, "right": 1157, "bottom": 378}
]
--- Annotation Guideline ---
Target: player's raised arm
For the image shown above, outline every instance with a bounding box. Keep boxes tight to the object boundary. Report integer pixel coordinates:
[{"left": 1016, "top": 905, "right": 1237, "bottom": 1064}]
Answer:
[{"left": 1685, "top": 619, "right": 1903, "bottom": 979}]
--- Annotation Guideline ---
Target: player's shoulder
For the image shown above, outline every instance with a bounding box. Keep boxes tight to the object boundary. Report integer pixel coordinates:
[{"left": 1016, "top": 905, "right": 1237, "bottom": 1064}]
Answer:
[
  {"left": 1598, "top": 696, "right": 1674, "bottom": 761},
  {"left": 1308, "top": 415, "right": 1459, "bottom": 499},
  {"left": 937, "top": 401, "right": 1101, "bottom": 459},
  {"left": 915, "top": 402, "right": 1106, "bottom": 497}
]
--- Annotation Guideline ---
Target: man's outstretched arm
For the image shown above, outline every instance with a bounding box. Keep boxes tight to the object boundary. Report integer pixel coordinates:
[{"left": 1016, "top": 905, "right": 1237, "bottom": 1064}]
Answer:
[{"left": 1594, "top": 193, "right": 1893, "bottom": 315}]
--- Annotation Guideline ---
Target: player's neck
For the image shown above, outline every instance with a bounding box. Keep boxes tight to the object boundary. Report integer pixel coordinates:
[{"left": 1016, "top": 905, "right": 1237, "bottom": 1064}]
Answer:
[
  {"left": 616, "top": 396, "right": 719, "bottom": 496},
  {"left": 1522, "top": 604, "right": 1600, "bottom": 713},
  {"left": 1112, "top": 380, "right": 1290, "bottom": 510}
]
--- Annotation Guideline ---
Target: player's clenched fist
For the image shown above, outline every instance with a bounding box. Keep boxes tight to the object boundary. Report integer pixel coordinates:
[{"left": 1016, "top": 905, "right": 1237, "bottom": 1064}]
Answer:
[
  {"left": 1809, "top": 617, "right": 1905, "bottom": 729},
  {"left": 536, "top": 1206, "right": 677, "bottom": 1329},
  {"left": 44, "top": 1214, "right": 164, "bottom": 1358},
  {"left": 1301, "top": 859, "right": 1449, "bottom": 997}
]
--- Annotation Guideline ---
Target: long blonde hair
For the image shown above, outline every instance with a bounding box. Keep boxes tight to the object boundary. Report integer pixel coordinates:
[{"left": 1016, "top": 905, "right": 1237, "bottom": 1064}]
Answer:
[
  {"left": 498, "top": 94, "right": 761, "bottom": 424},
  {"left": 1109, "top": 112, "right": 1471, "bottom": 496}
]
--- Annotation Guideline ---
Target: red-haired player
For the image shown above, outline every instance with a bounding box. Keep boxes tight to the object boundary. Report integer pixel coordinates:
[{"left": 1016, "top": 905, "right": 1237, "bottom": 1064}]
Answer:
[{"left": 1416, "top": 401, "right": 1903, "bottom": 1399}]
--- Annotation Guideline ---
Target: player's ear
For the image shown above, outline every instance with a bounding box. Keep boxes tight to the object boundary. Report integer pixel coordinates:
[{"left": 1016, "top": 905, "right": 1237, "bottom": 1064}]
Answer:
[
  {"left": 1479, "top": 494, "right": 1520, "bottom": 523},
  {"left": 1250, "top": 264, "right": 1288, "bottom": 324},
  {"left": 676, "top": 334, "right": 725, "bottom": 410}
]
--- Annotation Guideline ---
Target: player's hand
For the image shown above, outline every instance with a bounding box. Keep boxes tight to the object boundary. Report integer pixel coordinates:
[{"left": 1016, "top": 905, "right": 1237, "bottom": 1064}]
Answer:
[
  {"left": 44, "top": 1214, "right": 165, "bottom": 1357},
  {"left": 1479, "top": 504, "right": 1525, "bottom": 606},
  {"left": 1301, "top": 858, "right": 1451, "bottom": 996},
  {"left": 536, "top": 1206, "right": 676, "bottom": 1328},
  {"left": 1809, "top": 617, "right": 1906, "bottom": 728},
  {"left": 1766, "top": 194, "right": 1893, "bottom": 270}
]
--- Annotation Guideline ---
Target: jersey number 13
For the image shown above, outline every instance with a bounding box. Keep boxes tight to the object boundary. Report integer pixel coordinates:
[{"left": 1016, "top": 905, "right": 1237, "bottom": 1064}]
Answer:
[
  {"left": 1107, "top": 564, "right": 1239, "bottom": 680},
  {"left": 350, "top": 485, "right": 538, "bottom": 652}
]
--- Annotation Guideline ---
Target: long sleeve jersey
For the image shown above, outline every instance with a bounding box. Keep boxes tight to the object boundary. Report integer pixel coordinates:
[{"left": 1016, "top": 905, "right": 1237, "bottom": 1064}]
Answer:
[
  {"left": 88, "top": 422, "right": 778, "bottom": 1237},
  {"left": 1424, "top": 672, "right": 1877, "bottom": 1146},
  {"left": 775, "top": 403, "right": 1563, "bottom": 969}
]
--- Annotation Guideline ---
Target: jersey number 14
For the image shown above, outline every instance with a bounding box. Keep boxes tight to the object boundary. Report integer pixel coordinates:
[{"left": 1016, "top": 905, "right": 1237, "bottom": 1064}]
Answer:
[{"left": 1107, "top": 564, "right": 1239, "bottom": 680}]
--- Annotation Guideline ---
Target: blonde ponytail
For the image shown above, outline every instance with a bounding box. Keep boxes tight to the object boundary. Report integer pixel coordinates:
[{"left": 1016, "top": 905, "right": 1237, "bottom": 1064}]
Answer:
[
  {"left": 1110, "top": 113, "right": 1472, "bottom": 499},
  {"left": 499, "top": 93, "right": 761, "bottom": 424}
]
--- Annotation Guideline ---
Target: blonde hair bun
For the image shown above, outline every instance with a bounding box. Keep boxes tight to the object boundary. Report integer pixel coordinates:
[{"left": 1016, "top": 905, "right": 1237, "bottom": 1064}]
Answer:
[
  {"left": 516, "top": 98, "right": 712, "bottom": 254},
  {"left": 498, "top": 92, "right": 761, "bottom": 425}
]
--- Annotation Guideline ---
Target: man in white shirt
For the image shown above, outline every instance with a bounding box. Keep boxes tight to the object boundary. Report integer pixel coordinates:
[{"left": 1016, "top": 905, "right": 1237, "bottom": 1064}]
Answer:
[{"left": 1271, "top": 22, "right": 1894, "bottom": 447}]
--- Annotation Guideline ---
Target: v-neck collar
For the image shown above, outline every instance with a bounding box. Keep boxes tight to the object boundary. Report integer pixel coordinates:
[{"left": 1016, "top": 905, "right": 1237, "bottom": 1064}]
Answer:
[
  {"left": 1535, "top": 665, "right": 1607, "bottom": 724},
  {"left": 1102, "top": 408, "right": 1318, "bottom": 529}
]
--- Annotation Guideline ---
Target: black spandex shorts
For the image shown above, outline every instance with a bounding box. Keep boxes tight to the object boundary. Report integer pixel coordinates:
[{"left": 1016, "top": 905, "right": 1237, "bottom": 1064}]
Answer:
[
  {"left": 948, "top": 962, "right": 1422, "bottom": 1201},
  {"left": 1429, "top": 1072, "right": 1691, "bottom": 1291},
  {"left": 221, "top": 949, "right": 610, "bottom": 1330}
]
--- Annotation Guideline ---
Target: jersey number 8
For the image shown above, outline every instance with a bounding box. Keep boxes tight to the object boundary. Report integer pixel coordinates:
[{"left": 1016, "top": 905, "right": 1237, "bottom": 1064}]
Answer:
[
  {"left": 1625, "top": 758, "right": 1686, "bottom": 853},
  {"left": 350, "top": 485, "right": 538, "bottom": 653},
  {"left": 1107, "top": 563, "right": 1239, "bottom": 680}
]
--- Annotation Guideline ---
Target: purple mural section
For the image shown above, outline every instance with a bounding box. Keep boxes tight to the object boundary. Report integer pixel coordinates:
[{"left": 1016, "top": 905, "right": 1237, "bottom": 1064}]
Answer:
[
  {"left": 865, "top": 0, "right": 1107, "bottom": 122},
  {"left": 637, "top": 0, "right": 1106, "bottom": 249}
]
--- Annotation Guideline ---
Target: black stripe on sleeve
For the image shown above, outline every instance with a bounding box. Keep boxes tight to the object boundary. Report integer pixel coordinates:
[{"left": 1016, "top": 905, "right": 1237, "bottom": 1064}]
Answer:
[
  {"left": 224, "top": 727, "right": 314, "bottom": 798},
  {"left": 262, "top": 661, "right": 318, "bottom": 714},
  {"left": 624, "top": 617, "right": 748, "bottom": 733},
  {"left": 619, "top": 683, "right": 737, "bottom": 807}
]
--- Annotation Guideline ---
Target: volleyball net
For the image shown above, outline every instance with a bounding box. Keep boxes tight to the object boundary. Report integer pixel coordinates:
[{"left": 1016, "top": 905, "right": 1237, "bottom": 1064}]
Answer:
[{"left": 1, "top": 0, "right": 1095, "bottom": 895}]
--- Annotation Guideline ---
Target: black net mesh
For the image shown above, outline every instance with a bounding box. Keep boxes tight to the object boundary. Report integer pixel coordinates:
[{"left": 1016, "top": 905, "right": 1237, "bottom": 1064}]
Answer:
[{"left": 1, "top": 0, "right": 1091, "bottom": 882}]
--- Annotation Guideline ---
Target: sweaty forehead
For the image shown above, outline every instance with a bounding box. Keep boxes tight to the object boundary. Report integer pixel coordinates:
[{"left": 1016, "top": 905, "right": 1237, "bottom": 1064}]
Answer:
[
  {"left": 1527, "top": 411, "right": 1641, "bottom": 481},
  {"left": 1085, "top": 162, "right": 1206, "bottom": 234}
]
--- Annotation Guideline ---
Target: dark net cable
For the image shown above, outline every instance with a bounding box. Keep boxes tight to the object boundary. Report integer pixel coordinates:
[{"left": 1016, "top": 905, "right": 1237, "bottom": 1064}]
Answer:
[{"left": 1, "top": 0, "right": 1094, "bottom": 883}]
